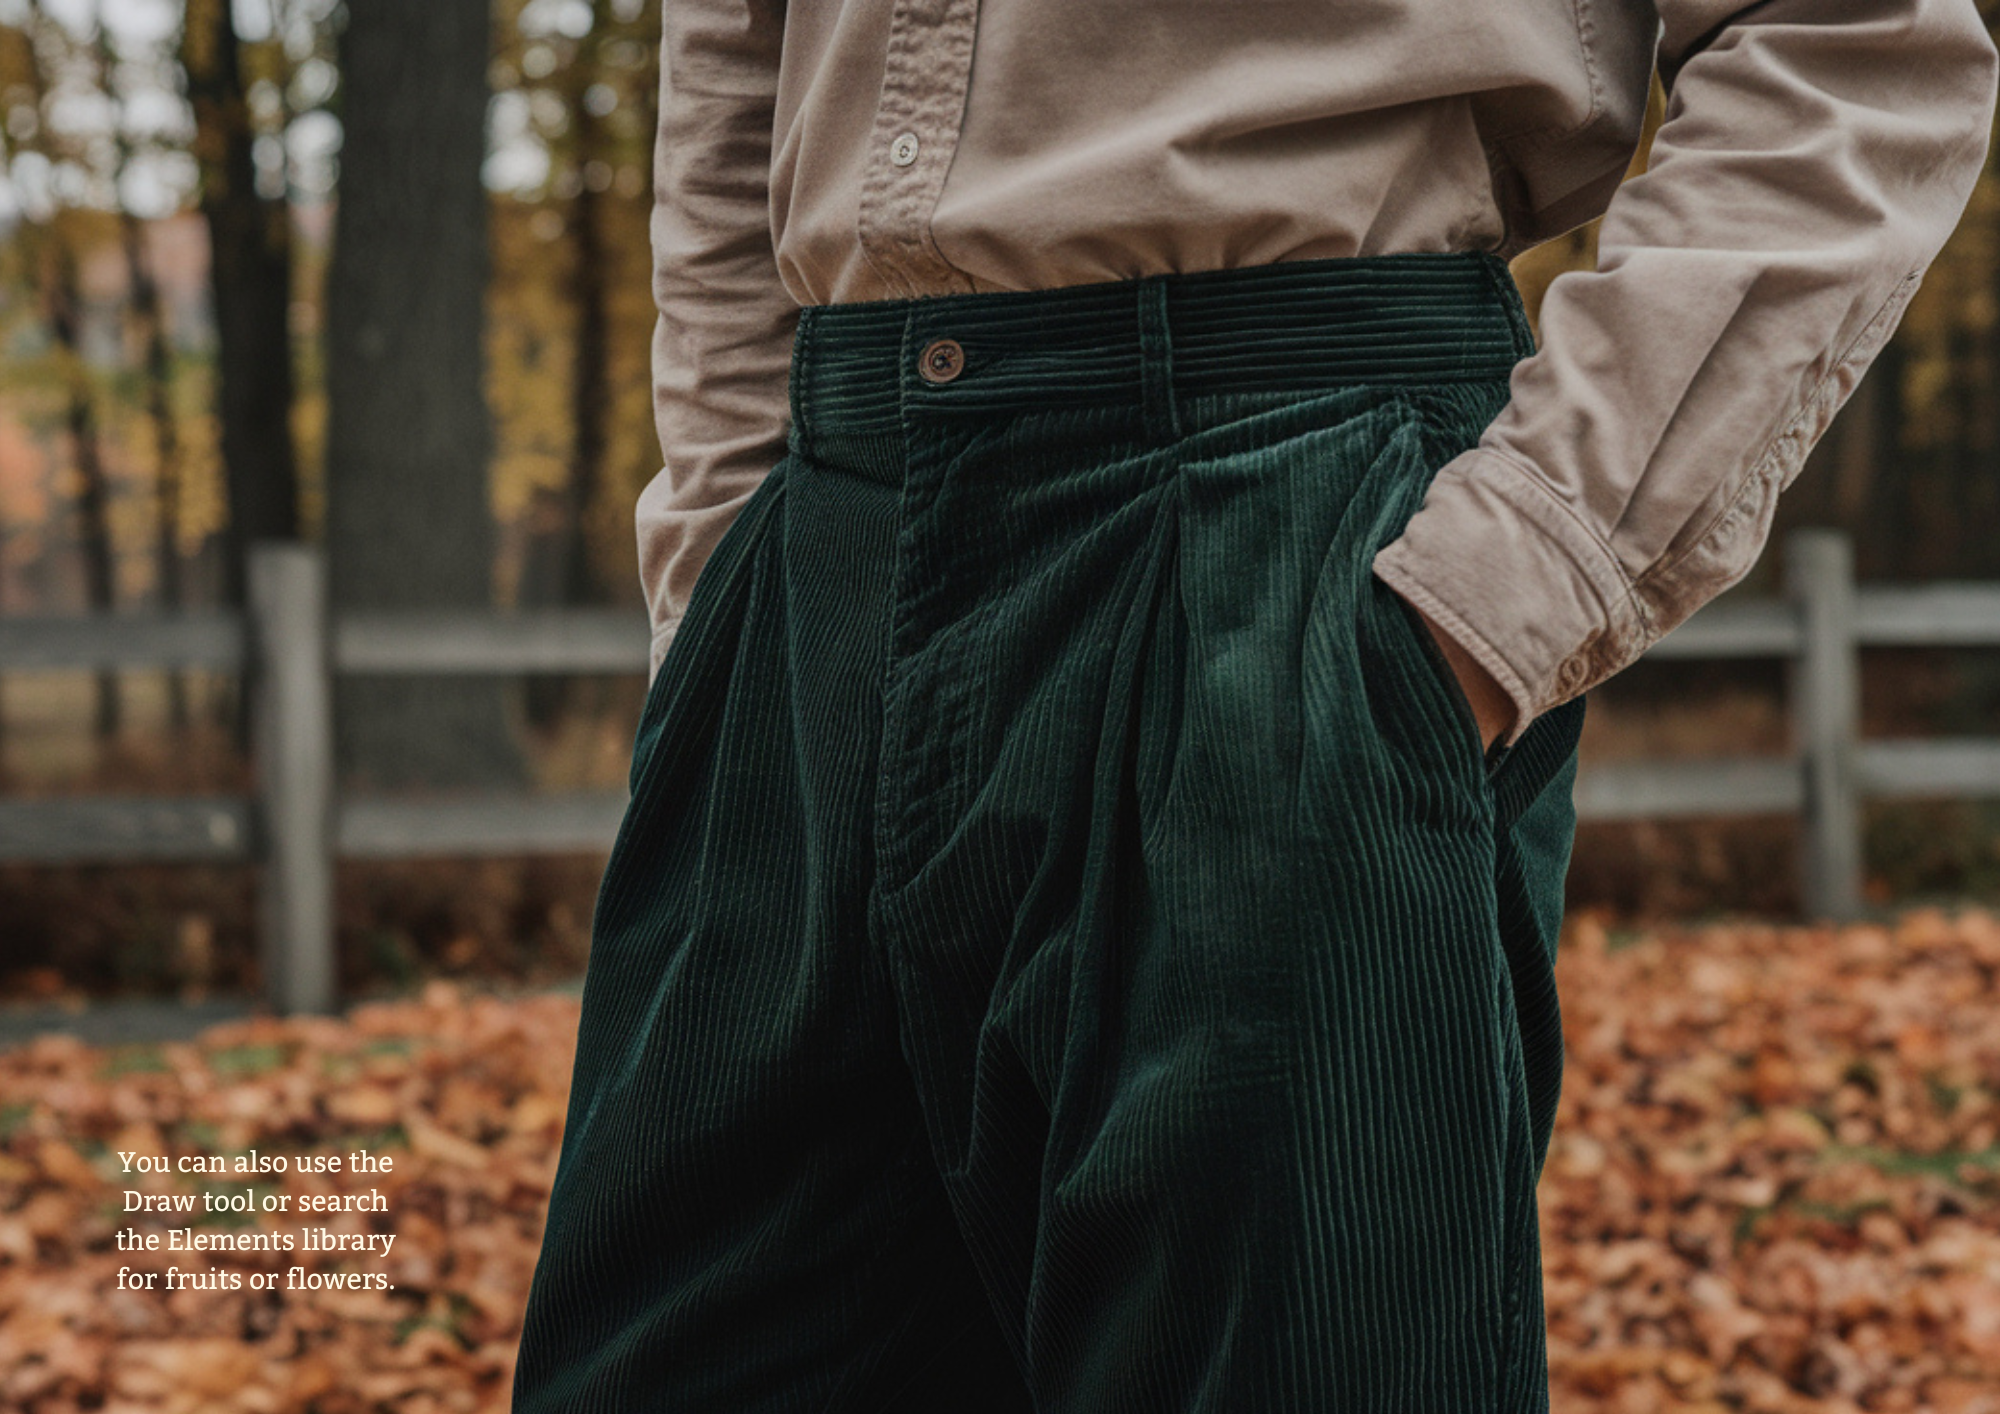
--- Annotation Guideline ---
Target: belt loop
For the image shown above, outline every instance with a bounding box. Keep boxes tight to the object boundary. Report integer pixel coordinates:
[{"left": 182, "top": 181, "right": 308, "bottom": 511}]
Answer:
[{"left": 1136, "top": 276, "right": 1180, "bottom": 445}]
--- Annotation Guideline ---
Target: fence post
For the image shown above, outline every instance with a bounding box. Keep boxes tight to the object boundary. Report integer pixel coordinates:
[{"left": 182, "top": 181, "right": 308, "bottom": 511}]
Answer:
[
  {"left": 249, "top": 544, "right": 336, "bottom": 1014},
  {"left": 1786, "top": 529, "right": 1862, "bottom": 920}
]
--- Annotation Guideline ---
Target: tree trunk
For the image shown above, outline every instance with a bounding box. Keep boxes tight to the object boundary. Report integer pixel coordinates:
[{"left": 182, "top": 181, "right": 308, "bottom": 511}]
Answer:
[
  {"left": 103, "top": 13, "right": 191, "bottom": 733},
  {"left": 325, "top": 0, "right": 522, "bottom": 789},
  {"left": 562, "top": 2, "right": 614, "bottom": 612},
  {"left": 45, "top": 238, "right": 121, "bottom": 740},
  {"left": 182, "top": 0, "right": 300, "bottom": 611},
  {"left": 520, "top": 1, "right": 614, "bottom": 729},
  {"left": 123, "top": 211, "right": 190, "bottom": 732}
]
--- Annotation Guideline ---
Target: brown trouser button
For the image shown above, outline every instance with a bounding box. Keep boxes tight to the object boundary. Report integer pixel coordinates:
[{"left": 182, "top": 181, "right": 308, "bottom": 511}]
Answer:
[{"left": 918, "top": 338, "right": 966, "bottom": 384}]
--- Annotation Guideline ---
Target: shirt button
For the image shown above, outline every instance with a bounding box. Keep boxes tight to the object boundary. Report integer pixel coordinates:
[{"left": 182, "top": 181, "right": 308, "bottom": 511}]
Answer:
[
  {"left": 917, "top": 338, "right": 965, "bottom": 384},
  {"left": 889, "top": 132, "right": 920, "bottom": 167}
]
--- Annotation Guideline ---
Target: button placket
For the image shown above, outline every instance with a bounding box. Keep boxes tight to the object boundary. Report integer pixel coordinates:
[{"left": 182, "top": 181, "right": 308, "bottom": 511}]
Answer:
[{"left": 854, "top": 0, "right": 983, "bottom": 295}]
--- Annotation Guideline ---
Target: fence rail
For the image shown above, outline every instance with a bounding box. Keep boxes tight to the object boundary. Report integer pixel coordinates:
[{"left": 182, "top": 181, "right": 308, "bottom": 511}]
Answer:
[{"left": 2, "top": 530, "right": 1997, "bottom": 1013}]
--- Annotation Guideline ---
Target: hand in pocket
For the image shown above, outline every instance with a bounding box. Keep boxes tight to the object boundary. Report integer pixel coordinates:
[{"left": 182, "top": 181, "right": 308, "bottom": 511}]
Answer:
[{"left": 1386, "top": 585, "right": 1516, "bottom": 751}]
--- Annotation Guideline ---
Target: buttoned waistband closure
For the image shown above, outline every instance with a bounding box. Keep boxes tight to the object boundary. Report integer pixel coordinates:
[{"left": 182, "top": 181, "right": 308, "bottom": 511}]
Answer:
[{"left": 786, "top": 251, "right": 1535, "bottom": 454}]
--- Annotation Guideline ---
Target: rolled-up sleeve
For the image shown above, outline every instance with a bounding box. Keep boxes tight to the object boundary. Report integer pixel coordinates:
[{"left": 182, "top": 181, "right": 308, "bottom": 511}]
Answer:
[
  {"left": 639, "top": 0, "right": 797, "bottom": 683},
  {"left": 1372, "top": 0, "right": 1997, "bottom": 743}
]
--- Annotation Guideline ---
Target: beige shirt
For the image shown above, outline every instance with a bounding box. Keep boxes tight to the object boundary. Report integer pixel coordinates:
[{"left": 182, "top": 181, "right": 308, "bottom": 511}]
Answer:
[{"left": 641, "top": 0, "right": 1996, "bottom": 742}]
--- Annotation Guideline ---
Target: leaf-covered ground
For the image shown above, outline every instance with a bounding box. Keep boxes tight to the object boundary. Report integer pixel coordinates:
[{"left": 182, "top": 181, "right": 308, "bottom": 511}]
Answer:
[
  {"left": 4, "top": 907, "right": 2000, "bottom": 1412},
  {"left": 1545, "top": 907, "right": 2000, "bottom": 1414}
]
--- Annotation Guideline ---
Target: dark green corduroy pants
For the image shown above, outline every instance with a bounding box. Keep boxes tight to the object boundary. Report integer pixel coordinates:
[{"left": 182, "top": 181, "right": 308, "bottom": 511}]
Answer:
[{"left": 513, "top": 253, "right": 1587, "bottom": 1413}]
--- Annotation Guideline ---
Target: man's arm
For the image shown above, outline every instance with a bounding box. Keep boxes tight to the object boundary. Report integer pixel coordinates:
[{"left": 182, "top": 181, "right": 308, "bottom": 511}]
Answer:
[
  {"left": 1378, "top": 0, "right": 1998, "bottom": 749},
  {"left": 640, "top": 0, "right": 796, "bottom": 683}
]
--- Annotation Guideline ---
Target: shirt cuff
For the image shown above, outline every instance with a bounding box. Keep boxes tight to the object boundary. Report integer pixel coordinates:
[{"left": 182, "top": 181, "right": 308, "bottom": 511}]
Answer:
[{"left": 1371, "top": 446, "right": 1646, "bottom": 747}]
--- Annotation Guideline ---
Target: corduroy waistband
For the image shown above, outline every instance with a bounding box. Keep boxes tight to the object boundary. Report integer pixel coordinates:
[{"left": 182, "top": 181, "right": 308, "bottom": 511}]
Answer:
[{"left": 786, "top": 251, "right": 1533, "bottom": 459}]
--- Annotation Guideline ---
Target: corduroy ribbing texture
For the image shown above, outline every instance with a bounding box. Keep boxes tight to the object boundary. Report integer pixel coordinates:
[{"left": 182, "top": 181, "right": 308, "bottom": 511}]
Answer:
[{"left": 513, "top": 252, "right": 1589, "bottom": 1413}]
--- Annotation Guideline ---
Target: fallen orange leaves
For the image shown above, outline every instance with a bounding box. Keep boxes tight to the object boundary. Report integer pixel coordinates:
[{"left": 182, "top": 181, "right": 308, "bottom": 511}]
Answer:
[
  {"left": 1545, "top": 905, "right": 2000, "bottom": 1413},
  {"left": 2, "top": 909, "right": 1999, "bottom": 1410},
  {"left": 0, "top": 982, "right": 571, "bottom": 1413}
]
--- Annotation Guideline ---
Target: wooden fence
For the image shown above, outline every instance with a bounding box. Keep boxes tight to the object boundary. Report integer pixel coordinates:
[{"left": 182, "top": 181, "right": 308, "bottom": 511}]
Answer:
[{"left": 1, "top": 530, "right": 1997, "bottom": 1013}]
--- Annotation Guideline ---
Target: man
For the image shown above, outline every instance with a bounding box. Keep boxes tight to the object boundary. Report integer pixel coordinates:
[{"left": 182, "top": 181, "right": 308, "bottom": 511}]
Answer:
[{"left": 515, "top": 1, "right": 1996, "bottom": 1408}]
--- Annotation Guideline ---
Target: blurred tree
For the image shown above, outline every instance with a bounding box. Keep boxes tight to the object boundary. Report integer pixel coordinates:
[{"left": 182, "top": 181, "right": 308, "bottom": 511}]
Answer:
[
  {"left": 515, "top": 0, "right": 613, "bottom": 732},
  {"left": 551, "top": 0, "right": 611, "bottom": 613},
  {"left": 3, "top": 4, "right": 119, "bottom": 738},
  {"left": 97, "top": 19, "right": 187, "bottom": 733},
  {"left": 183, "top": 0, "right": 300, "bottom": 611},
  {"left": 46, "top": 230, "right": 118, "bottom": 735},
  {"left": 325, "top": 0, "right": 522, "bottom": 788},
  {"left": 505, "top": 0, "right": 659, "bottom": 727},
  {"left": 46, "top": 228, "right": 118, "bottom": 736}
]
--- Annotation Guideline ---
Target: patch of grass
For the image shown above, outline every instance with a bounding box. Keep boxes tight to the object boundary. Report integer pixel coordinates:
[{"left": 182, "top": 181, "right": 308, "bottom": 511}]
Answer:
[
  {"left": 1926, "top": 1074, "right": 1967, "bottom": 1114},
  {"left": 1822, "top": 1143, "right": 2000, "bottom": 1184},
  {"left": 1790, "top": 1198, "right": 1895, "bottom": 1227},
  {"left": 1606, "top": 925, "right": 1652, "bottom": 951},
  {"left": 177, "top": 1120, "right": 221, "bottom": 1150},
  {"left": 99, "top": 1046, "right": 171, "bottom": 1078},
  {"left": 0, "top": 1102, "right": 33, "bottom": 1142},
  {"left": 1734, "top": 1189, "right": 1897, "bottom": 1247},
  {"left": 204, "top": 1042, "right": 289, "bottom": 1077},
  {"left": 393, "top": 1292, "right": 479, "bottom": 1350},
  {"left": 1736, "top": 1145, "right": 2000, "bottom": 1246},
  {"left": 318, "top": 1051, "right": 353, "bottom": 1079},
  {"left": 1732, "top": 1203, "right": 1774, "bottom": 1247}
]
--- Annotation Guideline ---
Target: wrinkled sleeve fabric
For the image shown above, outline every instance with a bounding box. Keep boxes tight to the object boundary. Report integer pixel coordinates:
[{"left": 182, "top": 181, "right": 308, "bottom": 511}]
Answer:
[
  {"left": 639, "top": 0, "right": 797, "bottom": 684},
  {"left": 1372, "top": 0, "right": 1997, "bottom": 745}
]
